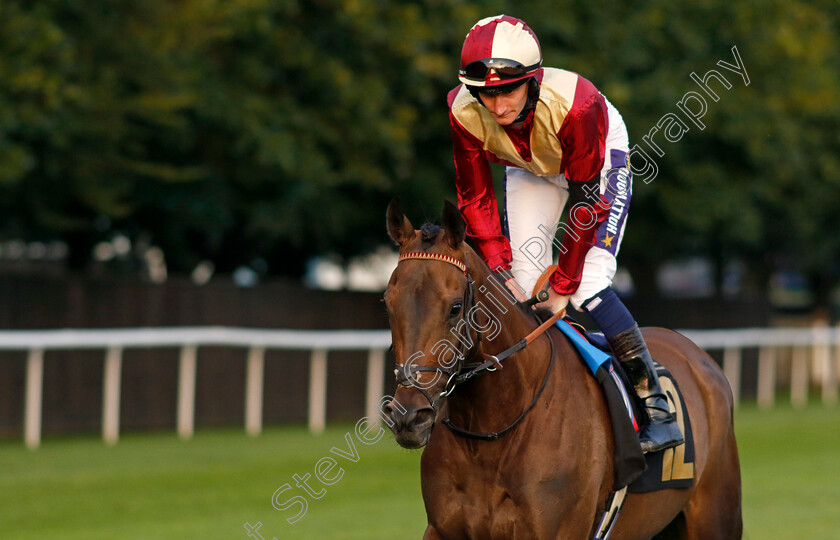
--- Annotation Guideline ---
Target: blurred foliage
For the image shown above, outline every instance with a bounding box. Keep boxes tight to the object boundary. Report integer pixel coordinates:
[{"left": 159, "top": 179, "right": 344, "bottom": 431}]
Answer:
[{"left": 0, "top": 1, "right": 837, "bottom": 295}]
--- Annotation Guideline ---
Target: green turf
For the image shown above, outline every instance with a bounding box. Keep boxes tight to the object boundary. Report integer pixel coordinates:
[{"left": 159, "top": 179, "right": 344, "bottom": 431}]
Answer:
[
  {"left": 0, "top": 403, "right": 837, "bottom": 539},
  {"left": 0, "top": 424, "right": 426, "bottom": 540},
  {"left": 735, "top": 402, "right": 840, "bottom": 540}
]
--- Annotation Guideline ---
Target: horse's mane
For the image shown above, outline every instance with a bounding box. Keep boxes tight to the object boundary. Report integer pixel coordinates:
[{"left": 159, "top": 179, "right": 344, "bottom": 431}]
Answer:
[
  {"left": 417, "top": 219, "right": 554, "bottom": 323},
  {"left": 532, "top": 306, "right": 557, "bottom": 323}
]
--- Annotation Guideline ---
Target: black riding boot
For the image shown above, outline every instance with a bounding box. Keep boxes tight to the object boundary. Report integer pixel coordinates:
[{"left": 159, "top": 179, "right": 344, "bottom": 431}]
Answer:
[{"left": 608, "top": 325, "right": 684, "bottom": 453}]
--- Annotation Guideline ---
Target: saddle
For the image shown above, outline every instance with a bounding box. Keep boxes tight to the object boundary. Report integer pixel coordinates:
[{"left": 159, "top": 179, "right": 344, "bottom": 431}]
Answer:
[
  {"left": 556, "top": 318, "right": 696, "bottom": 493},
  {"left": 554, "top": 318, "right": 697, "bottom": 539}
]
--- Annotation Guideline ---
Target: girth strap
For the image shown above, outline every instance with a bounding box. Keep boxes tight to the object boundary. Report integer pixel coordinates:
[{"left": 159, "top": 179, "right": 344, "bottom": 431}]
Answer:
[{"left": 594, "top": 486, "right": 628, "bottom": 540}]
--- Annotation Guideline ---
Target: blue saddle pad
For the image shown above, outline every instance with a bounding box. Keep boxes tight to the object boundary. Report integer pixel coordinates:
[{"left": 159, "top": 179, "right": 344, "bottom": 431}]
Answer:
[{"left": 554, "top": 320, "right": 611, "bottom": 375}]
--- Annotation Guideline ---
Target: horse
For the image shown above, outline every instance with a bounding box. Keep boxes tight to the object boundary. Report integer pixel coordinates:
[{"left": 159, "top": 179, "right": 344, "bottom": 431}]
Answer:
[{"left": 381, "top": 199, "right": 742, "bottom": 539}]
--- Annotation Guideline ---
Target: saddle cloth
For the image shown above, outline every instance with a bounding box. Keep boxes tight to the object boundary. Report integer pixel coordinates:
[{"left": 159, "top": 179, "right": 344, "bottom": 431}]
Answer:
[{"left": 555, "top": 319, "right": 696, "bottom": 492}]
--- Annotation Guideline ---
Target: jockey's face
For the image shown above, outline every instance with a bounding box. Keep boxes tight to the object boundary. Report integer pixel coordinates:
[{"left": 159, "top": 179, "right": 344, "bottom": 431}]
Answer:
[{"left": 478, "top": 81, "right": 529, "bottom": 126}]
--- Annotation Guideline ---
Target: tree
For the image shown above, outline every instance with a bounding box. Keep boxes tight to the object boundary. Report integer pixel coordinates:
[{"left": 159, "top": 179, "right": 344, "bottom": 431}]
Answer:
[{"left": 0, "top": 0, "right": 837, "bottom": 301}]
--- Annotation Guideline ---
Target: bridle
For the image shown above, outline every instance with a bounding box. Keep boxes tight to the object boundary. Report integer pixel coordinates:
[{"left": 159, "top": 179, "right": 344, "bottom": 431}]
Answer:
[
  {"left": 392, "top": 250, "right": 563, "bottom": 441},
  {"left": 393, "top": 251, "right": 481, "bottom": 408}
]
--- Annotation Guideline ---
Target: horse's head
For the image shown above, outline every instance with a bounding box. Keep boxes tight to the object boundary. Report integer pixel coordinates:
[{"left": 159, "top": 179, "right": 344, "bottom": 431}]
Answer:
[{"left": 381, "top": 199, "right": 484, "bottom": 449}]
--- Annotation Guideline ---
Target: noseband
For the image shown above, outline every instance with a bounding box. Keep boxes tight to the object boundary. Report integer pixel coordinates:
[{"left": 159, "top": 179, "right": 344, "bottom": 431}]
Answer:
[{"left": 392, "top": 250, "right": 562, "bottom": 441}]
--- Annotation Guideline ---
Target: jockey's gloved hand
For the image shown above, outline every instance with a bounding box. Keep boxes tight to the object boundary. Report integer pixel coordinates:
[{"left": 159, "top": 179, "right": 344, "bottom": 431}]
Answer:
[
  {"left": 504, "top": 277, "right": 529, "bottom": 303},
  {"left": 492, "top": 268, "right": 529, "bottom": 303},
  {"left": 535, "top": 286, "right": 569, "bottom": 315}
]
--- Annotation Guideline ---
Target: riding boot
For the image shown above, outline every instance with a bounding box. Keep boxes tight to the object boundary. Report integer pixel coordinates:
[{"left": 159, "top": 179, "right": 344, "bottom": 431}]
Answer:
[{"left": 608, "top": 325, "right": 684, "bottom": 453}]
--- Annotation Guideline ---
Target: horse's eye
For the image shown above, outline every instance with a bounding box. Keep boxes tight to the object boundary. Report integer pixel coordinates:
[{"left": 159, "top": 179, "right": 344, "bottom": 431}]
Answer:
[{"left": 449, "top": 301, "right": 463, "bottom": 318}]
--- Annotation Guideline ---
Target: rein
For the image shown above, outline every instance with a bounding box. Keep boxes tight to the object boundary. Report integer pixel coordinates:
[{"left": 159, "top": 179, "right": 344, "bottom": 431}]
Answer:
[
  {"left": 442, "top": 331, "right": 557, "bottom": 441},
  {"left": 395, "top": 250, "right": 563, "bottom": 441}
]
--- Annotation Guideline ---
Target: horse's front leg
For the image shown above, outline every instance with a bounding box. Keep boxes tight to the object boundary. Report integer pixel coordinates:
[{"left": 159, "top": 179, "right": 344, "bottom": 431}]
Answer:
[{"left": 423, "top": 525, "right": 444, "bottom": 540}]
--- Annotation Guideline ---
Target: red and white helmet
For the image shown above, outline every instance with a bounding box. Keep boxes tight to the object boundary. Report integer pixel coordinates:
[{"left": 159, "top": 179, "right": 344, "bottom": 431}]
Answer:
[{"left": 458, "top": 15, "right": 542, "bottom": 88}]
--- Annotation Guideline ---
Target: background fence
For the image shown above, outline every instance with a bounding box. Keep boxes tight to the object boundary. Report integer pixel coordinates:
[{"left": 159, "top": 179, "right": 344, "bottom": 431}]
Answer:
[{"left": 2, "top": 324, "right": 838, "bottom": 449}]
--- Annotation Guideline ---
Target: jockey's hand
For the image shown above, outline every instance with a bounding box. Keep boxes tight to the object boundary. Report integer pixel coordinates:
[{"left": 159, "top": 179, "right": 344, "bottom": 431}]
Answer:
[
  {"left": 504, "top": 278, "right": 529, "bottom": 303},
  {"left": 535, "top": 286, "right": 569, "bottom": 315}
]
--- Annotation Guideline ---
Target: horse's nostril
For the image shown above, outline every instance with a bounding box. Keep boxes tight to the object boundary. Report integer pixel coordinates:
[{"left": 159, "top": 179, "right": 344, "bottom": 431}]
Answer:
[
  {"left": 383, "top": 400, "right": 399, "bottom": 419},
  {"left": 410, "top": 407, "right": 435, "bottom": 430},
  {"left": 383, "top": 400, "right": 406, "bottom": 428}
]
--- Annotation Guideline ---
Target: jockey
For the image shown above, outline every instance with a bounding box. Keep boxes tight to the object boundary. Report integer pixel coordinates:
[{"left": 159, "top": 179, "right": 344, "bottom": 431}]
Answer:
[{"left": 448, "top": 14, "right": 683, "bottom": 453}]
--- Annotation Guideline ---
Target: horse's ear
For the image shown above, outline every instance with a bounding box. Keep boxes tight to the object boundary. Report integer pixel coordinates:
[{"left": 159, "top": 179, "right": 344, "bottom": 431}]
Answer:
[
  {"left": 386, "top": 198, "right": 415, "bottom": 248},
  {"left": 441, "top": 200, "right": 465, "bottom": 249}
]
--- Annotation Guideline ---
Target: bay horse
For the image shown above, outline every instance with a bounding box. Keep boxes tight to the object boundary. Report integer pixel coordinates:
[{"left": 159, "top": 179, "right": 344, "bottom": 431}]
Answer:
[{"left": 382, "top": 200, "right": 742, "bottom": 539}]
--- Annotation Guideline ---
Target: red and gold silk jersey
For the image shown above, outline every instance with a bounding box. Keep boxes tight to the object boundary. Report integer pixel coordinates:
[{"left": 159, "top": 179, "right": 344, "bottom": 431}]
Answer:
[{"left": 448, "top": 67, "right": 609, "bottom": 291}]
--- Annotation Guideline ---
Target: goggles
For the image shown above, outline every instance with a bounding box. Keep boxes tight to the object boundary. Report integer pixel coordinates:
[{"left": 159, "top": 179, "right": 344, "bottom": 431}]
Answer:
[{"left": 459, "top": 58, "right": 541, "bottom": 82}]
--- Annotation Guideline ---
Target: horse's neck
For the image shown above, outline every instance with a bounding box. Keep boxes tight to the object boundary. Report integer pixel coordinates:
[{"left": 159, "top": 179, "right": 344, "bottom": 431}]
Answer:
[
  {"left": 448, "top": 256, "right": 553, "bottom": 411},
  {"left": 467, "top": 259, "right": 540, "bottom": 357}
]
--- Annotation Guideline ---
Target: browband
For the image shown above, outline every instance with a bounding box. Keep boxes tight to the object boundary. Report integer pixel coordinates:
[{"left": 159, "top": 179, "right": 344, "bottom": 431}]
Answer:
[{"left": 398, "top": 252, "right": 467, "bottom": 275}]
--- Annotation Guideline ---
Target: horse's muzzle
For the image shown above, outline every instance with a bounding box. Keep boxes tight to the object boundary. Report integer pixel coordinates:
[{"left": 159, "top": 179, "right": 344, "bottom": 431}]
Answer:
[{"left": 383, "top": 397, "right": 436, "bottom": 449}]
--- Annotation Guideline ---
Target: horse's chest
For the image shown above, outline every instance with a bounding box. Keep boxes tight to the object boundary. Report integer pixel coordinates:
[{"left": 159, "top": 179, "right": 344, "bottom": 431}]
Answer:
[
  {"left": 425, "top": 470, "right": 567, "bottom": 539},
  {"left": 432, "top": 486, "right": 537, "bottom": 539},
  {"left": 422, "top": 445, "right": 595, "bottom": 539}
]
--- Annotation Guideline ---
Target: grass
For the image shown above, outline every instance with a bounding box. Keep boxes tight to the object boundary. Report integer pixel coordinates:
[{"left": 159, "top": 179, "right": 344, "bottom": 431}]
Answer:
[
  {"left": 0, "top": 403, "right": 837, "bottom": 539},
  {"left": 735, "top": 402, "right": 840, "bottom": 540},
  {"left": 0, "top": 425, "right": 426, "bottom": 540}
]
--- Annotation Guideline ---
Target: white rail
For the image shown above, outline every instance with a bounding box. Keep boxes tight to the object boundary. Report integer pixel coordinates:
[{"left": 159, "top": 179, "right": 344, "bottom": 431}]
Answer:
[
  {"left": 2, "top": 327, "right": 389, "bottom": 449},
  {"left": 680, "top": 325, "right": 840, "bottom": 408},
  {"left": 1, "top": 325, "right": 837, "bottom": 449}
]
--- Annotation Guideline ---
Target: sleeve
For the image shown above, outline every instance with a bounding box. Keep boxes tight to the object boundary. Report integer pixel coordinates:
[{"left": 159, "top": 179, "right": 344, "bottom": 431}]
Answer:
[
  {"left": 449, "top": 109, "right": 512, "bottom": 273},
  {"left": 550, "top": 80, "right": 610, "bottom": 295},
  {"left": 558, "top": 80, "right": 607, "bottom": 183}
]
